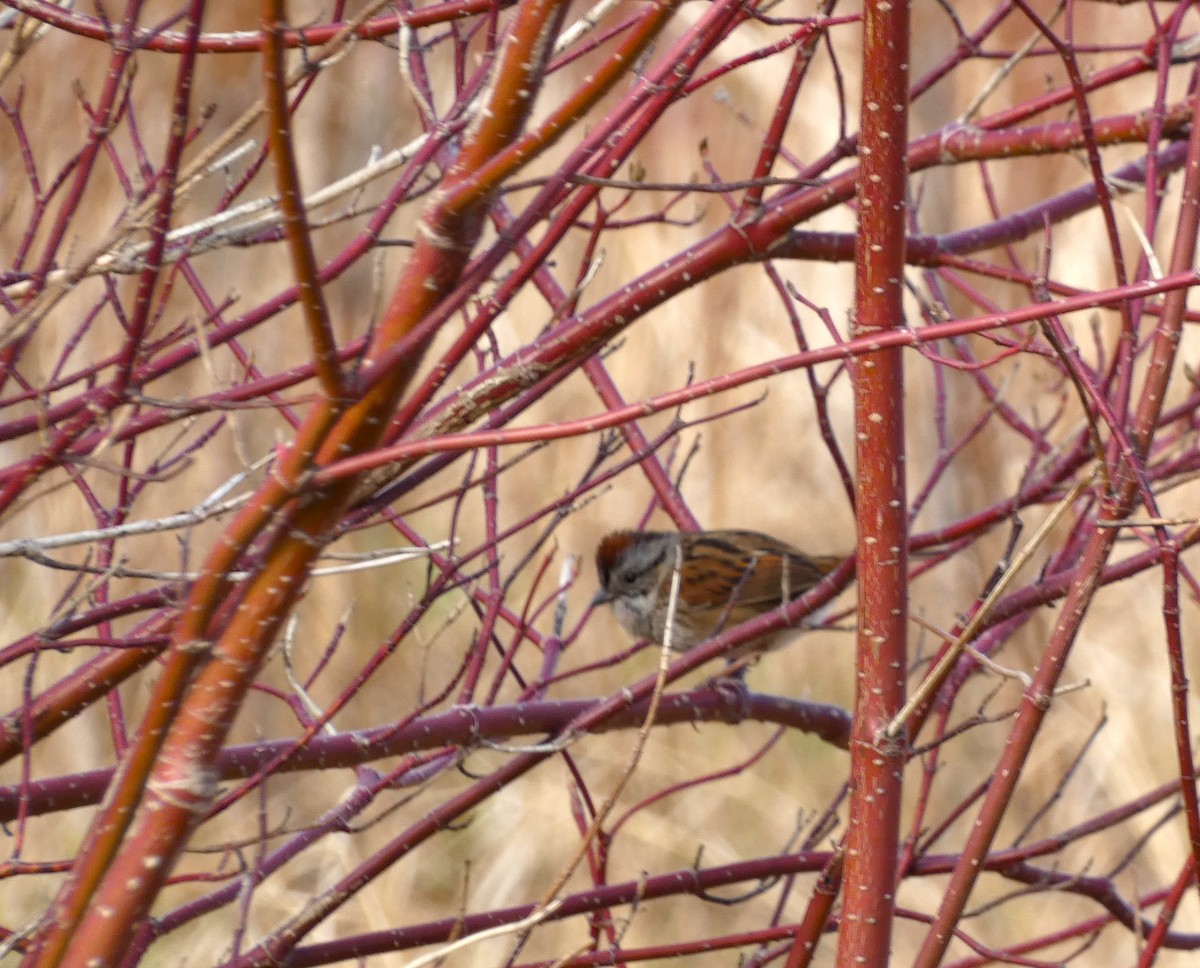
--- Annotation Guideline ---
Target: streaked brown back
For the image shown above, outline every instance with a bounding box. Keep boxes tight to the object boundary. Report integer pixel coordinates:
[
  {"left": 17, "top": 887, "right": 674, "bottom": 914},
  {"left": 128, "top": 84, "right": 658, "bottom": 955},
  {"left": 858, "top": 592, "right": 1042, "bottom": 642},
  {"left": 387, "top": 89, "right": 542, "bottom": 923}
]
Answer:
[{"left": 677, "top": 529, "right": 841, "bottom": 609}]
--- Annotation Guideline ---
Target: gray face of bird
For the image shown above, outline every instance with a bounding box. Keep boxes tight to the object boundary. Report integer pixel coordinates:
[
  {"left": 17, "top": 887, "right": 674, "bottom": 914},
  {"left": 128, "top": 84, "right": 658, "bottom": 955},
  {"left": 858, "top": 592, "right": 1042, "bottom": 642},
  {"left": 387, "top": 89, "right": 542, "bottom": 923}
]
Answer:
[
  {"left": 592, "top": 531, "right": 676, "bottom": 641},
  {"left": 594, "top": 532, "right": 668, "bottom": 596}
]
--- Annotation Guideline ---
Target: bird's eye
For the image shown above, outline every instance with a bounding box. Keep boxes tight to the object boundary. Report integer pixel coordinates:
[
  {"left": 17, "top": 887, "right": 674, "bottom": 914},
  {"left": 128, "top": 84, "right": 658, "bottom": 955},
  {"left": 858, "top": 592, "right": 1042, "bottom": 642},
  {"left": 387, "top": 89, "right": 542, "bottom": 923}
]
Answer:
[{"left": 620, "top": 569, "right": 638, "bottom": 586}]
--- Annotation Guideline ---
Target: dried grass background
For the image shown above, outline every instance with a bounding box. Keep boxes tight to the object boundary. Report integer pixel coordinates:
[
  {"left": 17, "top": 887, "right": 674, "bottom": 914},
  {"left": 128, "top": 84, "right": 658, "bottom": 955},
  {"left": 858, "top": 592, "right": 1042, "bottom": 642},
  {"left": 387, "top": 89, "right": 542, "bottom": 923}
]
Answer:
[{"left": 2, "top": 0, "right": 1200, "bottom": 965}]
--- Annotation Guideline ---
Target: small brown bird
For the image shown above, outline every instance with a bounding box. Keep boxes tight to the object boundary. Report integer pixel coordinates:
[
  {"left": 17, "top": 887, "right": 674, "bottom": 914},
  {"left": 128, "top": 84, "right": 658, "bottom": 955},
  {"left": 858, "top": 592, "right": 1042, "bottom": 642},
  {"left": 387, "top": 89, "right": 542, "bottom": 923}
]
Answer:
[{"left": 591, "top": 529, "right": 843, "bottom": 653}]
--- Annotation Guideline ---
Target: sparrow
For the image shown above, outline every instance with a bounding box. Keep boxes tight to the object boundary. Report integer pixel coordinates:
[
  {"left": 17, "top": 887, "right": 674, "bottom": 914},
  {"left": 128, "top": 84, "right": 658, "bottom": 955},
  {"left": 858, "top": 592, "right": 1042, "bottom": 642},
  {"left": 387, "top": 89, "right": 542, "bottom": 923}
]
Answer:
[{"left": 591, "top": 529, "right": 842, "bottom": 653}]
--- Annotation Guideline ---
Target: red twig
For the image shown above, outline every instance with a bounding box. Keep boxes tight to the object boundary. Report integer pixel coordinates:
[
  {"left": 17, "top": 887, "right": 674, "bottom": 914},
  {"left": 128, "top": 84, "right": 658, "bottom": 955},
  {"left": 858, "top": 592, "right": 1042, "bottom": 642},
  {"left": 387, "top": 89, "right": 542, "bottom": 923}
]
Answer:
[{"left": 833, "top": 0, "right": 910, "bottom": 963}]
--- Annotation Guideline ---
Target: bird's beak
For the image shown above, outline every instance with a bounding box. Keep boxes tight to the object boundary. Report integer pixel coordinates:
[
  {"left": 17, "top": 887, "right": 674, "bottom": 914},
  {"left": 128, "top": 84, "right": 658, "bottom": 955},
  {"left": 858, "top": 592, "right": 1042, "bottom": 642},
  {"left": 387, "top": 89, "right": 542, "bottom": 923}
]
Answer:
[{"left": 590, "top": 588, "right": 613, "bottom": 608}]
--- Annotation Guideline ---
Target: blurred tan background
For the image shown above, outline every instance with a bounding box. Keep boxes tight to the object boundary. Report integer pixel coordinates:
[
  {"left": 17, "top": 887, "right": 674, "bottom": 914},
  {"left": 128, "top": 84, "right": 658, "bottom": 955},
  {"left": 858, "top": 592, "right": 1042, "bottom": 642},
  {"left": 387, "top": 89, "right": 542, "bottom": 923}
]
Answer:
[{"left": 2, "top": 0, "right": 1199, "bottom": 964}]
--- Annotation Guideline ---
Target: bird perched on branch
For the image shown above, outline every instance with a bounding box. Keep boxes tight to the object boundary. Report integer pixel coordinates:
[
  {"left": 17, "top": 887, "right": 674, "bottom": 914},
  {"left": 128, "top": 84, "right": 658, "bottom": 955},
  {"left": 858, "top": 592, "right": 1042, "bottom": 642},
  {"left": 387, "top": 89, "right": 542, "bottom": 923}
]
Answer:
[{"left": 592, "top": 529, "right": 843, "bottom": 654}]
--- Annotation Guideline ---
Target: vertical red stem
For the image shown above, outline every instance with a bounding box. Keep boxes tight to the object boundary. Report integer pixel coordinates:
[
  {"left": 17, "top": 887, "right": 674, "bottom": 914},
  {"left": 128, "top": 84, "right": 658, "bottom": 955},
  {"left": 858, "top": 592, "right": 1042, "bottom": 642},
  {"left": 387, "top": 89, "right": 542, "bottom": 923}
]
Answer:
[{"left": 836, "top": 0, "right": 910, "bottom": 963}]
